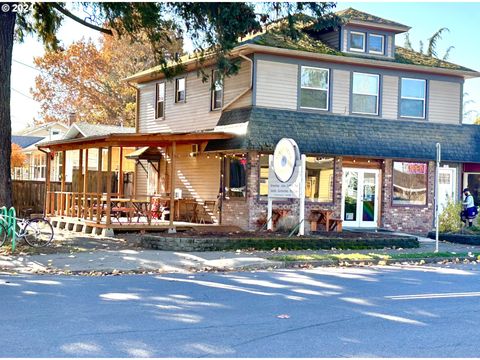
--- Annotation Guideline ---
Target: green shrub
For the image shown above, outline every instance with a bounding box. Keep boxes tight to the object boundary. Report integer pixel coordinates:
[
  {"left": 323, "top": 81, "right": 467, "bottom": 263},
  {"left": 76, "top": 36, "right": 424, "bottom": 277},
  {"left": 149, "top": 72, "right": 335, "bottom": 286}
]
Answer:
[{"left": 439, "top": 200, "right": 463, "bottom": 233}]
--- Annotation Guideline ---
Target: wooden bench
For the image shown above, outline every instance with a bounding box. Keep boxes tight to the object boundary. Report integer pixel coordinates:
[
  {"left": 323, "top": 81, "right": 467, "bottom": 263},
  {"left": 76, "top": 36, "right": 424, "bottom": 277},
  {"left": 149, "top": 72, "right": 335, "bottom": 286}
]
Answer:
[{"left": 327, "top": 218, "right": 343, "bottom": 232}]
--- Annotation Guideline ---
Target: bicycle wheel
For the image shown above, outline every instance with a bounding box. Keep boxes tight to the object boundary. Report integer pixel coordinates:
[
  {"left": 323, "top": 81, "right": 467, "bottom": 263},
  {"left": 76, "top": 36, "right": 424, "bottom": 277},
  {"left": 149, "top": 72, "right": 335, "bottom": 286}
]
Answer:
[
  {"left": 0, "top": 222, "right": 7, "bottom": 247},
  {"left": 24, "top": 218, "right": 54, "bottom": 247}
]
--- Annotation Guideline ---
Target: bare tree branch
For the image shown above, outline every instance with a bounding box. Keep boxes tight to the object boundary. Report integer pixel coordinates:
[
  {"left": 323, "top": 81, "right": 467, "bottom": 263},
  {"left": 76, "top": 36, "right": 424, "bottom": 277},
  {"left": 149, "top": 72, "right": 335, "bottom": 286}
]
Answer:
[{"left": 51, "top": 3, "right": 113, "bottom": 36}]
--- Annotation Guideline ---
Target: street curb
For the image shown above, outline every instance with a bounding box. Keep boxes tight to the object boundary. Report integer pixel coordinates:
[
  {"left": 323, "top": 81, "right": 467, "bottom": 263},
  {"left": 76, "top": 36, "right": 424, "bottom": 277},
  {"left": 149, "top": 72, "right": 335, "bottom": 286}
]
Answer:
[{"left": 273, "top": 256, "right": 479, "bottom": 269}]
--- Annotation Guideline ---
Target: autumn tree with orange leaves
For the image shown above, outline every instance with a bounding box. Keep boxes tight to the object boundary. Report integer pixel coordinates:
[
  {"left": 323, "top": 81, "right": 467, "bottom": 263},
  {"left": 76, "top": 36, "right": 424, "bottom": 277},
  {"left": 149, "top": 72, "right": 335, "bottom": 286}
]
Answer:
[
  {"left": 11, "top": 143, "right": 26, "bottom": 168},
  {"left": 32, "top": 32, "right": 182, "bottom": 126}
]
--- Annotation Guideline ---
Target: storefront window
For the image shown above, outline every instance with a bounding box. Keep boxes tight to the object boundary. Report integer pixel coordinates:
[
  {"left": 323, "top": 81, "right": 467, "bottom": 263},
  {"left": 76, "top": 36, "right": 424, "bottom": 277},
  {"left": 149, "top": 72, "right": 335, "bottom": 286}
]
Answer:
[
  {"left": 259, "top": 155, "right": 334, "bottom": 202},
  {"left": 305, "top": 157, "right": 334, "bottom": 202},
  {"left": 225, "top": 155, "right": 247, "bottom": 198},
  {"left": 464, "top": 174, "right": 480, "bottom": 206},
  {"left": 392, "top": 161, "right": 427, "bottom": 205}
]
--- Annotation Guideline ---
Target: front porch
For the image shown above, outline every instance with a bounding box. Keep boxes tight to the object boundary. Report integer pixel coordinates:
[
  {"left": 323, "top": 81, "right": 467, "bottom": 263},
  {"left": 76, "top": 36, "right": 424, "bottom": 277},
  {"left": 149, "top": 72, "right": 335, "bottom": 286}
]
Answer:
[{"left": 38, "top": 131, "right": 234, "bottom": 235}]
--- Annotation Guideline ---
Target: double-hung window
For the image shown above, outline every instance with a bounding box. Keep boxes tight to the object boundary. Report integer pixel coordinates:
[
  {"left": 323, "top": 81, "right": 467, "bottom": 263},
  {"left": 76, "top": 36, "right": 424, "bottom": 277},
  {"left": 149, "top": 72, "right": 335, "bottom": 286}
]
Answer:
[
  {"left": 352, "top": 72, "right": 380, "bottom": 115},
  {"left": 300, "top": 66, "right": 329, "bottom": 110},
  {"left": 175, "top": 77, "right": 186, "bottom": 103},
  {"left": 368, "top": 34, "right": 384, "bottom": 55},
  {"left": 350, "top": 31, "right": 365, "bottom": 52},
  {"left": 211, "top": 70, "right": 223, "bottom": 110},
  {"left": 400, "top": 78, "right": 426, "bottom": 119},
  {"left": 155, "top": 82, "right": 165, "bottom": 119}
]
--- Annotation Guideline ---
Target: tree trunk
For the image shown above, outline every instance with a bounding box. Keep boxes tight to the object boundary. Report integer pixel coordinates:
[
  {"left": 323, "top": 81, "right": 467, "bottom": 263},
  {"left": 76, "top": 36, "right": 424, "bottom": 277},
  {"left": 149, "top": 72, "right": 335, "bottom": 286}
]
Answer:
[{"left": 0, "top": 5, "right": 16, "bottom": 207}]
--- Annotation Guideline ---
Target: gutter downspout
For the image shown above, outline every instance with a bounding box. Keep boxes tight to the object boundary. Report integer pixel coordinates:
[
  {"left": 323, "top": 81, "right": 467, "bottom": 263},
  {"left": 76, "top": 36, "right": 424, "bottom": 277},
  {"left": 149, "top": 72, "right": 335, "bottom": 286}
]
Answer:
[{"left": 222, "top": 52, "right": 253, "bottom": 111}]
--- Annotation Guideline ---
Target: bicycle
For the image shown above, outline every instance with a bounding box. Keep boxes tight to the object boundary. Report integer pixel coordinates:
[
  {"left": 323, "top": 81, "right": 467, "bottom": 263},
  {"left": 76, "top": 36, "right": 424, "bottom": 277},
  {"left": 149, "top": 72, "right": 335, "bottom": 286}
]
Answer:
[{"left": 0, "top": 210, "right": 54, "bottom": 248}]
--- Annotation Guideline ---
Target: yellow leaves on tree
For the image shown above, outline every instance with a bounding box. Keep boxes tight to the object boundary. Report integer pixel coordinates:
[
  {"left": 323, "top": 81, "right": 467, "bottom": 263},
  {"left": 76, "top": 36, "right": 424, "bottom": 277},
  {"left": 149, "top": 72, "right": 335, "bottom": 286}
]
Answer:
[
  {"left": 11, "top": 143, "right": 26, "bottom": 168},
  {"left": 32, "top": 32, "right": 182, "bottom": 126}
]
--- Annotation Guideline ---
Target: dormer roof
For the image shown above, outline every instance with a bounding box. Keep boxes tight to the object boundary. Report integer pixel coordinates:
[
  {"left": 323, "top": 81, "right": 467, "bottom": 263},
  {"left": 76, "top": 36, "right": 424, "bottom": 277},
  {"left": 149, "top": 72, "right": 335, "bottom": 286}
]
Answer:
[{"left": 336, "top": 7, "right": 411, "bottom": 33}]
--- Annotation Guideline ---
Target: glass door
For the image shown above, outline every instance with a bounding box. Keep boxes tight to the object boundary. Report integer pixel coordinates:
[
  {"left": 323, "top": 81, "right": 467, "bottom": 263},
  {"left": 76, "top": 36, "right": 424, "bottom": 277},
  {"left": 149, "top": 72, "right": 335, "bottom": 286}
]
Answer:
[{"left": 342, "top": 169, "right": 379, "bottom": 228}]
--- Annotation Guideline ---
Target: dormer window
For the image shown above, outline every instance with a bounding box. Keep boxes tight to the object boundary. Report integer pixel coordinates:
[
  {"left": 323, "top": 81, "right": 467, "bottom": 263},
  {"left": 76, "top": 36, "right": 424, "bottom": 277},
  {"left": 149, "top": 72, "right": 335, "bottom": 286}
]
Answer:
[
  {"left": 349, "top": 31, "right": 365, "bottom": 52},
  {"left": 368, "top": 34, "right": 384, "bottom": 55}
]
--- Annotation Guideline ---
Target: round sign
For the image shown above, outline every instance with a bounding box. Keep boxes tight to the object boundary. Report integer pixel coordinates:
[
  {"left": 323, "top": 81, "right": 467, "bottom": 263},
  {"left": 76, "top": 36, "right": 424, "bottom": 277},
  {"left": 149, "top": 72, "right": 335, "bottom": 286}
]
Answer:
[{"left": 273, "top": 138, "right": 300, "bottom": 183}]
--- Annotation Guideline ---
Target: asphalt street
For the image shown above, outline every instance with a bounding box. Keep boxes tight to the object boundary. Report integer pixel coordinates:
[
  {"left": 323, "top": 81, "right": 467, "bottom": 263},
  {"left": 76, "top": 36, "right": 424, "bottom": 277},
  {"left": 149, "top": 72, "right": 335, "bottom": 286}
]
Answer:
[{"left": 1, "top": 264, "right": 480, "bottom": 357}]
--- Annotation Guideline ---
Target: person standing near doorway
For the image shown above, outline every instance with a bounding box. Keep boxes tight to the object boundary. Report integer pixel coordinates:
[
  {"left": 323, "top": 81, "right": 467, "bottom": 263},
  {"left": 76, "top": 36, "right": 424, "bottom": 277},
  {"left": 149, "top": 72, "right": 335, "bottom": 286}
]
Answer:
[{"left": 462, "top": 188, "right": 478, "bottom": 227}]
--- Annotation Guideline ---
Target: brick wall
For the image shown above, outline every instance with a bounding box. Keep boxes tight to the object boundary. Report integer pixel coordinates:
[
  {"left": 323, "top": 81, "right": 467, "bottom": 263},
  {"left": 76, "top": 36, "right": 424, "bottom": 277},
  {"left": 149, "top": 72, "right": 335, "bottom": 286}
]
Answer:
[
  {"left": 220, "top": 153, "right": 438, "bottom": 235},
  {"left": 381, "top": 159, "right": 435, "bottom": 234},
  {"left": 241, "top": 152, "right": 343, "bottom": 232}
]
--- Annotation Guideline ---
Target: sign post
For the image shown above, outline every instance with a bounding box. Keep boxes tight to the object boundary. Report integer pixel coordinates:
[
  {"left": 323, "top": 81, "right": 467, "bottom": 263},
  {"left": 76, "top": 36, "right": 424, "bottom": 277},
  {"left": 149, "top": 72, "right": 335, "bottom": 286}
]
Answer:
[
  {"left": 267, "top": 138, "right": 305, "bottom": 235},
  {"left": 434, "top": 142, "right": 441, "bottom": 253}
]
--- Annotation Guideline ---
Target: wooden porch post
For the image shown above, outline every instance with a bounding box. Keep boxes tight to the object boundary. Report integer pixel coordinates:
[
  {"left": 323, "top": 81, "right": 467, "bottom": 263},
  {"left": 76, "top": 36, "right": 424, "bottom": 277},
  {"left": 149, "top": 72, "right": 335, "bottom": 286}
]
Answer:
[
  {"left": 169, "top": 141, "right": 176, "bottom": 233},
  {"left": 83, "top": 149, "right": 89, "bottom": 219},
  {"left": 44, "top": 151, "right": 51, "bottom": 216},
  {"left": 118, "top": 146, "right": 124, "bottom": 197},
  {"left": 96, "top": 148, "right": 102, "bottom": 223},
  {"left": 106, "top": 146, "right": 112, "bottom": 226},
  {"left": 77, "top": 149, "right": 83, "bottom": 218},
  {"left": 60, "top": 150, "right": 66, "bottom": 216}
]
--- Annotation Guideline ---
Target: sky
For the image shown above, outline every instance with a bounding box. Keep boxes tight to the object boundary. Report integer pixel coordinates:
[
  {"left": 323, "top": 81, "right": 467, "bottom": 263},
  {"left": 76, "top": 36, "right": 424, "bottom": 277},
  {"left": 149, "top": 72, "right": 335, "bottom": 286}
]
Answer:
[{"left": 9, "top": 1, "right": 480, "bottom": 132}]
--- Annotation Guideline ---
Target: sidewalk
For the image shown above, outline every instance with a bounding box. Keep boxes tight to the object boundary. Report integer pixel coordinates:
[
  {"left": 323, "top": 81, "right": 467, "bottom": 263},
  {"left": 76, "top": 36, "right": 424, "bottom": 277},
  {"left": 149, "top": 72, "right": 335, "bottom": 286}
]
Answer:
[{"left": 1, "top": 231, "right": 479, "bottom": 275}]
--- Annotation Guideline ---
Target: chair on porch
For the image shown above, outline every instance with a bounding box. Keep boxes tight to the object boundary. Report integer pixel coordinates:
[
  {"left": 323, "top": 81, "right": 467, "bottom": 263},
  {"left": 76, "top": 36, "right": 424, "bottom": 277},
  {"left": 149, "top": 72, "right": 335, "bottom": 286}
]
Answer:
[{"left": 197, "top": 200, "right": 217, "bottom": 224}]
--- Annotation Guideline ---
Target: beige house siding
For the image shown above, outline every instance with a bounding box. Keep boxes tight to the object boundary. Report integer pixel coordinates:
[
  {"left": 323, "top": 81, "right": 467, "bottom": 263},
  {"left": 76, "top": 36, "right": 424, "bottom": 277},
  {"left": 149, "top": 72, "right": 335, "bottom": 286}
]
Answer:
[
  {"left": 331, "top": 69, "right": 350, "bottom": 115},
  {"left": 428, "top": 80, "right": 461, "bottom": 124},
  {"left": 137, "top": 59, "right": 252, "bottom": 134},
  {"left": 135, "top": 161, "right": 148, "bottom": 196},
  {"left": 381, "top": 75, "right": 398, "bottom": 119},
  {"left": 255, "top": 60, "right": 298, "bottom": 110},
  {"left": 387, "top": 35, "right": 393, "bottom": 58},
  {"left": 174, "top": 145, "right": 221, "bottom": 202}
]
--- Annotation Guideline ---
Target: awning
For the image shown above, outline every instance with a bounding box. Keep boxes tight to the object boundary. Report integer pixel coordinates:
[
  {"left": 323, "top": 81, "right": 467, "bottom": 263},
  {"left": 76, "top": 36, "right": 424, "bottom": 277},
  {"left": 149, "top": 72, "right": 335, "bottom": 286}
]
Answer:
[
  {"left": 37, "top": 131, "right": 235, "bottom": 151},
  {"left": 126, "top": 146, "right": 163, "bottom": 161}
]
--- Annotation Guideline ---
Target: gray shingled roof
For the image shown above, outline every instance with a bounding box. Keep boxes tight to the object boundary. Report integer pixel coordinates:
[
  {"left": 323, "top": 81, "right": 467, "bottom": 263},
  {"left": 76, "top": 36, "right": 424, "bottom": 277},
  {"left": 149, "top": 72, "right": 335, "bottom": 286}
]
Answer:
[
  {"left": 11, "top": 135, "right": 44, "bottom": 148},
  {"left": 75, "top": 122, "right": 135, "bottom": 137},
  {"left": 206, "top": 107, "right": 480, "bottom": 163}
]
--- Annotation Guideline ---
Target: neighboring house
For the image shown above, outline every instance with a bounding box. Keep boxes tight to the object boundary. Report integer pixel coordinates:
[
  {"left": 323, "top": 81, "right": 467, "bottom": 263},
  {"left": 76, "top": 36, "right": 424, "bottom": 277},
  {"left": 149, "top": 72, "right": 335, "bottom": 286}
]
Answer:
[
  {"left": 11, "top": 135, "right": 46, "bottom": 180},
  {"left": 42, "top": 8, "right": 480, "bottom": 234},
  {"left": 13, "top": 121, "right": 69, "bottom": 139},
  {"left": 13, "top": 122, "right": 135, "bottom": 182}
]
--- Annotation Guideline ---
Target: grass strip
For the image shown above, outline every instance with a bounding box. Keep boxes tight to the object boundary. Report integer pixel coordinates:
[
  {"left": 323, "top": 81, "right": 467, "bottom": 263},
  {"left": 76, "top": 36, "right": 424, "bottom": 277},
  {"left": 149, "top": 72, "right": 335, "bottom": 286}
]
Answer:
[{"left": 268, "top": 252, "right": 480, "bottom": 262}]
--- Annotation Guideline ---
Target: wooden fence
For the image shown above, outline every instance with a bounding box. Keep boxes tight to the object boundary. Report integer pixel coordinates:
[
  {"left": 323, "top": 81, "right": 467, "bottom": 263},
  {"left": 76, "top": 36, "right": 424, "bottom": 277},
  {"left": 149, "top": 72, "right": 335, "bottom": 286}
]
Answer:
[
  {"left": 12, "top": 172, "right": 133, "bottom": 215},
  {"left": 13, "top": 180, "right": 72, "bottom": 214}
]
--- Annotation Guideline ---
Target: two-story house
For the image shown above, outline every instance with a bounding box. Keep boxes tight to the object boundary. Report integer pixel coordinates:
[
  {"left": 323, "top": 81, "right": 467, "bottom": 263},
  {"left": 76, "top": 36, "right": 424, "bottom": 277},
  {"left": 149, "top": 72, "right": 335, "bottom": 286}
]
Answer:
[{"left": 40, "top": 8, "right": 480, "bottom": 235}]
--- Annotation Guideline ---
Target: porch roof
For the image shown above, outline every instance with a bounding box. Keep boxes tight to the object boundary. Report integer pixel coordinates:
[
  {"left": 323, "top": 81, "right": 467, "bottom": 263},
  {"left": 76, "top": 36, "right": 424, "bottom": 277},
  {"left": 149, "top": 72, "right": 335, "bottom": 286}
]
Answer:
[
  {"left": 206, "top": 106, "right": 480, "bottom": 163},
  {"left": 37, "top": 131, "right": 235, "bottom": 151}
]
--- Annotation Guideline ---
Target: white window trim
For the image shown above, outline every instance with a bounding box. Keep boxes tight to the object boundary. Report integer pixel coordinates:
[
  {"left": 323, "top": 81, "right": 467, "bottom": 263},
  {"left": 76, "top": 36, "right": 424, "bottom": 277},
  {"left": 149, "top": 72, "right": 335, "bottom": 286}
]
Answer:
[
  {"left": 352, "top": 72, "right": 380, "bottom": 116},
  {"left": 175, "top": 77, "right": 186, "bottom": 103},
  {"left": 349, "top": 31, "right": 366, "bottom": 52},
  {"left": 211, "top": 70, "right": 223, "bottom": 111},
  {"left": 400, "top": 78, "right": 426, "bottom": 119},
  {"left": 368, "top": 34, "right": 385, "bottom": 55},
  {"left": 156, "top": 82, "right": 165, "bottom": 119},
  {"left": 300, "top": 66, "right": 330, "bottom": 111}
]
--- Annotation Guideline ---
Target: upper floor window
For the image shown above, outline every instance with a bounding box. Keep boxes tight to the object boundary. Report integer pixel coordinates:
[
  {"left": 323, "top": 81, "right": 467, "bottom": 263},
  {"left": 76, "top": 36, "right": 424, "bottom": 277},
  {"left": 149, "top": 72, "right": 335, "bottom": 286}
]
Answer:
[
  {"left": 211, "top": 70, "right": 223, "bottom": 110},
  {"left": 400, "top": 78, "right": 426, "bottom": 119},
  {"left": 352, "top": 72, "right": 379, "bottom": 115},
  {"left": 300, "top": 66, "right": 329, "bottom": 110},
  {"left": 349, "top": 31, "right": 365, "bottom": 52},
  {"left": 155, "top": 82, "right": 165, "bottom": 118},
  {"left": 175, "top": 77, "right": 185, "bottom": 103},
  {"left": 368, "top": 34, "right": 384, "bottom": 55}
]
